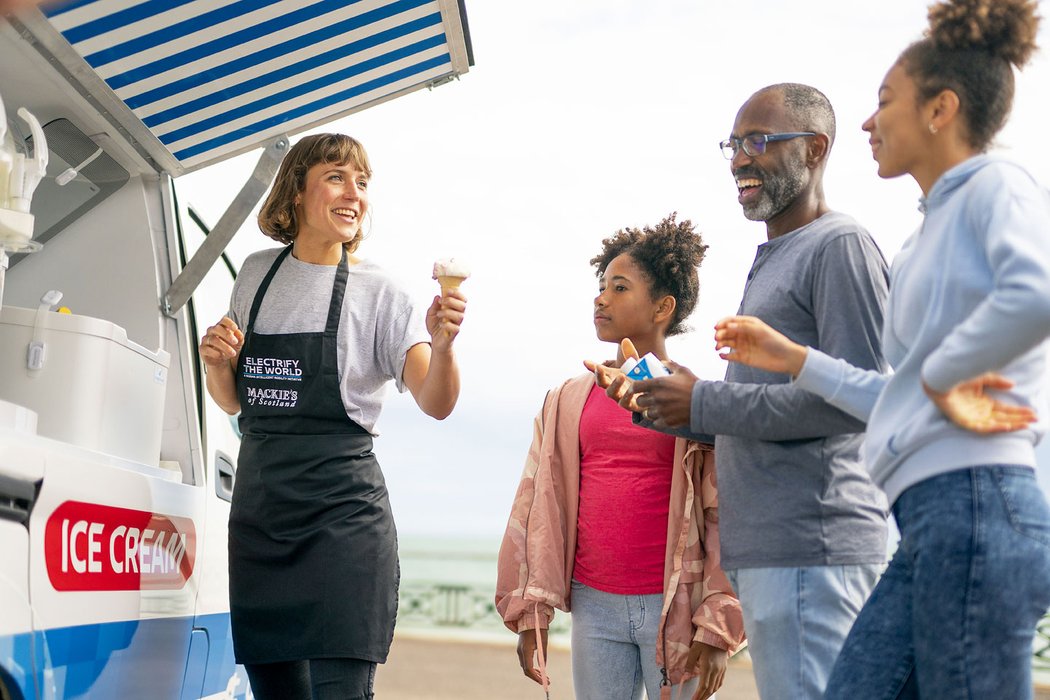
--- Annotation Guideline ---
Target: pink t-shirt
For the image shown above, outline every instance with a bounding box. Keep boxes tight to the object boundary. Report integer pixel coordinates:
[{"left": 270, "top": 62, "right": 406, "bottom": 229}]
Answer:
[{"left": 573, "top": 384, "right": 676, "bottom": 594}]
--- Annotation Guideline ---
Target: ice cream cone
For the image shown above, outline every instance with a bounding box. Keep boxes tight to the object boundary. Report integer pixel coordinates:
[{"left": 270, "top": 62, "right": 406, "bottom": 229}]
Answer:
[
  {"left": 437, "top": 275, "right": 465, "bottom": 294},
  {"left": 431, "top": 260, "right": 469, "bottom": 339},
  {"left": 432, "top": 258, "right": 470, "bottom": 295}
]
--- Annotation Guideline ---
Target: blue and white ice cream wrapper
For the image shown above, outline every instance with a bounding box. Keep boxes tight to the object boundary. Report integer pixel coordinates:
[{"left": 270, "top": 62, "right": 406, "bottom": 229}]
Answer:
[{"left": 620, "top": 352, "right": 671, "bottom": 380}]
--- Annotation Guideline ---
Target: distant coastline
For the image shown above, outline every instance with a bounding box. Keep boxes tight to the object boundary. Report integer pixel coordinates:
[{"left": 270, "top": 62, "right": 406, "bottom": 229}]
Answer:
[
  {"left": 397, "top": 534, "right": 573, "bottom": 646},
  {"left": 395, "top": 532, "right": 1050, "bottom": 685}
]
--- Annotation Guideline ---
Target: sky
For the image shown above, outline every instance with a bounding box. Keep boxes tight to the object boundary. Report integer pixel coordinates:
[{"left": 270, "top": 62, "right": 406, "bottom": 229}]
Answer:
[{"left": 177, "top": 0, "right": 1050, "bottom": 539}]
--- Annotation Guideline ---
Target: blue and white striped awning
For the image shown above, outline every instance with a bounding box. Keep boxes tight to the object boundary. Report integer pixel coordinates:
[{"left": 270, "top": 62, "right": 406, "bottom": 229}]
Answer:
[{"left": 33, "top": 0, "right": 472, "bottom": 174}]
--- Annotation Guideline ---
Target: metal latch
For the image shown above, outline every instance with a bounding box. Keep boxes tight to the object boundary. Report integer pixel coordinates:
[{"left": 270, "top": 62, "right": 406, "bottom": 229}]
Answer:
[{"left": 27, "top": 289, "right": 62, "bottom": 372}]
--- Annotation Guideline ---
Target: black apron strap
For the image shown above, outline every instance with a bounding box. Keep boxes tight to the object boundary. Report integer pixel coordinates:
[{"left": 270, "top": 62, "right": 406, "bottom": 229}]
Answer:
[
  {"left": 325, "top": 247, "right": 349, "bottom": 335},
  {"left": 321, "top": 247, "right": 349, "bottom": 372},
  {"left": 245, "top": 246, "right": 294, "bottom": 336}
]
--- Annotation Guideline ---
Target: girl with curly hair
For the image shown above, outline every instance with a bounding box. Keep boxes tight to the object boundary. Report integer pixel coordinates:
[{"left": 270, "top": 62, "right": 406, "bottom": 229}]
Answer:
[
  {"left": 714, "top": 1, "right": 1050, "bottom": 696},
  {"left": 497, "top": 214, "right": 745, "bottom": 700}
]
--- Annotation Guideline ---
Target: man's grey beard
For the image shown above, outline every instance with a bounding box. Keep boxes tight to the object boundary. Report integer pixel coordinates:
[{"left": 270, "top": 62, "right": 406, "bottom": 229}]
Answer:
[{"left": 741, "top": 159, "right": 807, "bottom": 222}]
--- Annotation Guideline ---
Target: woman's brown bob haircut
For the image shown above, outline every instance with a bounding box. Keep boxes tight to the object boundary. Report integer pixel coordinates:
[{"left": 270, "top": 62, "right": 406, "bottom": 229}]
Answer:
[{"left": 257, "top": 133, "right": 373, "bottom": 252}]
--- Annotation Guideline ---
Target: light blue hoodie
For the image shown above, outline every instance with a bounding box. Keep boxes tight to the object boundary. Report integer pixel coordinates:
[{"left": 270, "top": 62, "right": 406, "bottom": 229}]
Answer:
[{"left": 795, "top": 155, "right": 1050, "bottom": 505}]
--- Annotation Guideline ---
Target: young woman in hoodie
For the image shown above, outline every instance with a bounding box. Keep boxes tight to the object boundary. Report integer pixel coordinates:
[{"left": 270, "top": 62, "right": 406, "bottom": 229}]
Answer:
[
  {"left": 711, "top": 0, "right": 1050, "bottom": 697},
  {"left": 496, "top": 214, "right": 745, "bottom": 700}
]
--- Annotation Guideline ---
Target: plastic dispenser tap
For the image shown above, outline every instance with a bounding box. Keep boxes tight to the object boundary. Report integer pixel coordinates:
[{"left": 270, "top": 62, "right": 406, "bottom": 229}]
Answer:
[
  {"left": 0, "top": 91, "right": 48, "bottom": 313},
  {"left": 0, "top": 92, "right": 48, "bottom": 253}
]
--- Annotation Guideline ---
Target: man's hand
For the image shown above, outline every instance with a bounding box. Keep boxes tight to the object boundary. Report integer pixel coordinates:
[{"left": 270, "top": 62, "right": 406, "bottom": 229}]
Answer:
[
  {"left": 582, "top": 363, "right": 645, "bottom": 412},
  {"left": 686, "top": 642, "right": 728, "bottom": 700},
  {"left": 584, "top": 360, "right": 623, "bottom": 390},
  {"left": 924, "top": 373, "right": 1037, "bottom": 433},
  {"left": 516, "top": 629, "right": 550, "bottom": 686},
  {"left": 585, "top": 337, "right": 644, "bottom": 411},
  {"left": 632, "top": 360, "right": 699, "bottom": 428}
]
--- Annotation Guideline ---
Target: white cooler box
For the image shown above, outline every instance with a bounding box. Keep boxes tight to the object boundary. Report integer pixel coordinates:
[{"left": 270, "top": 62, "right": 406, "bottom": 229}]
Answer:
[{"left": 0, "top": 305, "right": 169, "bottom": 465}]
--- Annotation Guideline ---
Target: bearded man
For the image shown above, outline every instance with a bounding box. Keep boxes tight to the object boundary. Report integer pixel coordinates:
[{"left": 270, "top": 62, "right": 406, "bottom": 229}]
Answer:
[{"left": 611, "top": 83, "right": 891, "bottom": 700}]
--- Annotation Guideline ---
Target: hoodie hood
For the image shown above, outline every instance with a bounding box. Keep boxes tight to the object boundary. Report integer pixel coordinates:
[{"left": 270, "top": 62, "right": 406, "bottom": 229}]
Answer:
[{"left": 919, "top": 154, "right": 1001, "bottom": 213}]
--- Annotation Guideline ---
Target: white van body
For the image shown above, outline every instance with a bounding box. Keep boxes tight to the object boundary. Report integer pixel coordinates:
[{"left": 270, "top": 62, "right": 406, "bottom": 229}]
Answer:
[{"left": 0, "top": 2, "right": 472, "bottom": 698}]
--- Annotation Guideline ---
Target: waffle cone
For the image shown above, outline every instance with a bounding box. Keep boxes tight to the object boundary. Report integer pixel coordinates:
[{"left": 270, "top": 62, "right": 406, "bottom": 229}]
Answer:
[{"left": 437, "top": 275, "right": 465, "bottom": 293}]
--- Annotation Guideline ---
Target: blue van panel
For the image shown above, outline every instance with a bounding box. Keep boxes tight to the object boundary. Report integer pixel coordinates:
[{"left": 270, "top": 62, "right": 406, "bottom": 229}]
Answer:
[{"left": 0, "top": 613, "right": 245, "bottom": 699}]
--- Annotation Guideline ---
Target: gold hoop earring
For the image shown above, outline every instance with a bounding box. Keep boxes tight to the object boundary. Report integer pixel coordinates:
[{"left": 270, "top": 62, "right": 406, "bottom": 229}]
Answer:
[{"left": 928, "top": 123, "right": 938, "bottom": 135}]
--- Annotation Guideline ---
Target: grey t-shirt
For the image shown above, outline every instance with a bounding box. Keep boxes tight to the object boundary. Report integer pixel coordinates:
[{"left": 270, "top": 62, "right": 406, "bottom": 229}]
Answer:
[
  {"left": 229, "top": 247, "right": 430, "bottom": 435},
  {"left": 665, "top": 211, "right": 890, "bottom": 569}
]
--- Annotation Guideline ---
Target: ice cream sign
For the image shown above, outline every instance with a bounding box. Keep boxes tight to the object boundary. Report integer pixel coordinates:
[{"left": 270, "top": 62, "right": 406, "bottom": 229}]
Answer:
[{"left": 44, "top": 501, "right": 196, "bottom": 591}]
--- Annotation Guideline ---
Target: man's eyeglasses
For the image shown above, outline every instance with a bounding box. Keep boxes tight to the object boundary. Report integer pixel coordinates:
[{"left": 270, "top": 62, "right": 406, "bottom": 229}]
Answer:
[{"left": 719, "top": 132, "right": 816, "bottom": 160}]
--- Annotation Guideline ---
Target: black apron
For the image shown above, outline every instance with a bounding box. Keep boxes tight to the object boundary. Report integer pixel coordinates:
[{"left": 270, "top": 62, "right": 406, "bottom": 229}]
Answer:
[{"left": 229, "top": 246, "right": 398, "bottom": 665}]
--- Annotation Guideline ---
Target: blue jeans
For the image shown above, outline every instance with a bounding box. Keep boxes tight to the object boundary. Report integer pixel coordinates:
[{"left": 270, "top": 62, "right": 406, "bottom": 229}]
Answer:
[
  {"left": 824, "top": 466, "right": 1050, "bottom": 699},
  {"left": 570, "top": 580, "right": 701, "bottom": 700},
  {"left": 725, "top": 564, "right": 879, "bottom": 700}
]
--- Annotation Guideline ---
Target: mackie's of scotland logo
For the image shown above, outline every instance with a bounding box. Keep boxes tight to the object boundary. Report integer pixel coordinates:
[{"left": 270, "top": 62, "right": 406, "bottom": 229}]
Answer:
[{"left": 245, "top": 386, "right": 299, "bottom": 407}]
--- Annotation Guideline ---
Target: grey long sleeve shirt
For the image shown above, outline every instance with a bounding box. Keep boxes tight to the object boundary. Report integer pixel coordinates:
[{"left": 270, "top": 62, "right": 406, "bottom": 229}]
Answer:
[{"left": 674, "top": 211, "right": 890, "bottom": 569}]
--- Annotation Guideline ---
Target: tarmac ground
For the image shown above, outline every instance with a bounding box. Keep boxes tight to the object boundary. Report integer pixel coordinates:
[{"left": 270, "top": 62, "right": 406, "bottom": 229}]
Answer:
[
  {"left": 375, "top": 634, "right": 1050, "bottom": 700},
  {"left": 374, "top": 634, "right": 759, "bottom": 699}
]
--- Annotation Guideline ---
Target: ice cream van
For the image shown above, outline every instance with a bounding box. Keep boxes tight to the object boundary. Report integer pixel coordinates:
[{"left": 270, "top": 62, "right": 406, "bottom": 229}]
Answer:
[{"left": 0, "top": 2, "right": 472, "bottom": 698}]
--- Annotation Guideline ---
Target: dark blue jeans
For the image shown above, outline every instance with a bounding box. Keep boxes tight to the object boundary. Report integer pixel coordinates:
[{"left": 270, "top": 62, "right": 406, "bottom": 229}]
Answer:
[{"left": 824, "top": 466, "right": 1050, "bottom": 700}]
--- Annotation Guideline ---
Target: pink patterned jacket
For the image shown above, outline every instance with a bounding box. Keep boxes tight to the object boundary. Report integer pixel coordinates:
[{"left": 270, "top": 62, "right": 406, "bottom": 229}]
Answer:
[{"left": 495, "top": 373, "right": 746, "bottom": 686}]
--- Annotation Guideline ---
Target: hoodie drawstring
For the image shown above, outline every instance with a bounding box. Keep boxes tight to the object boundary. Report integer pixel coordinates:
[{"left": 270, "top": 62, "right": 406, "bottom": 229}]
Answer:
[
  {"left": 533, "top": 605, "right": 550, "bottom": 699},
  {"left": 659, "top": 666, "right": 673, "bottom": 700}
]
